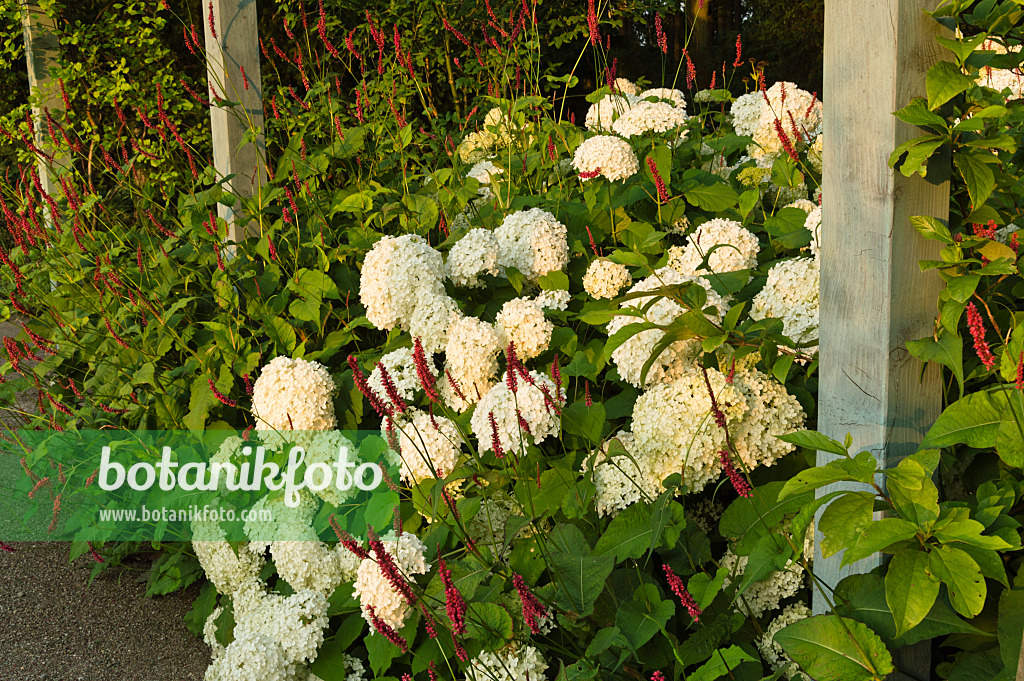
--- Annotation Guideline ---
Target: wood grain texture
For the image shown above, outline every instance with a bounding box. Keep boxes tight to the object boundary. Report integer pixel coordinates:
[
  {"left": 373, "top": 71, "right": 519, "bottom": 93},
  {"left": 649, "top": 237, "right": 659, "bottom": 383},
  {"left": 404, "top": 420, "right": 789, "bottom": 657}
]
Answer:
[
  {"left": 20, "top": 1, "right": 67, "bottom": 209},
  {"left": 204, "top": 0, "right": 268, "bottom": 247},
  {"left": 818, "top": 2, "right": 948, "bottom": 675}
]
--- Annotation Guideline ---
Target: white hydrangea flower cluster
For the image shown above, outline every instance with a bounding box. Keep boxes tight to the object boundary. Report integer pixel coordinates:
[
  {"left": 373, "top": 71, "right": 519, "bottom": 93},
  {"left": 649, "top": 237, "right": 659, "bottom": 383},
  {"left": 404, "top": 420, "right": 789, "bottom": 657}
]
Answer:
[
  {"left": 612, "top": 100, "right": 689, "bottom": 137},
  {"left": 397, "top": 409, "right": 461, "bottom": 483},
  {"left": 630, "top": 367, "right": 803, "bottom": 494},
  {"left": 749, "top": 82, "right": 822, "bottom": 162},
  {"left": 458, "top": 130, "right": 495, "bottom": 164},
  {"left": 640, "top": 87, "right": 687, "bottom": 111},
  {"left": 483, "top": 106, "right": 516, "bottom": 147},
  {"left": 359, "top": 234, "right": 458, "bottom": 353},
  {"left": 583, "top": 259, "right": 631, "bottom": 299},
  {"left": 353, "top": 531, "right": 431, "bottom": 632},
  {"left": 805, "top": 206, "right": 821, "bottom": 259},
  {"left": 572, "top": 135, "right": 640, "bottom": 182},
  {"left": 496, "top": 297, "right": 554, "bottom": 360},
  {"left": 193, "top": 524, "right": 266, "bottom": 597},
  {"left": 465, "top": 644, "right": 549, "bottom": 681},
  {"left": 750, "top": 257, "right": 820, "bottom": 352},
  {"left": 669, "top": 218, "right": 760, "bottom": 276},
  {"left": 368, "top": 347, "right": 435, "bottom": 404},
  {"left": 441, "top": 316, "right": 502, "bottom": 411},
  {"left": 447, "top": 228, "right": 501, "bottom": 288},
  {"left": 730, "top": 92, "right": 763, "bottom": 136},
  {"left": 244, "top": 492, "right": 320, "bottom": 552},
  {"left": 467, "top": 491, "right": 526, "bottom": 559},
  {"left": 721, "top": 547, "right": 805, "bottom": 618},
  {"left": 589, "top": 431, "right": 660, "bottom": 517},
  {"left": 204, "top": 631, "right": 291, "bottom": 681},
  {"left": 471, "top": 370, "right": 560, "bottom": 455},
  {"left": 758, "top": 603, "right": 813, "bottom": 680},
  {"left": 606, "top": 268, "right": 728, "bottom": 388},
  {"left": 585, "top": 93, "right": 639, "bottom": 132},
  {"left": 494, "top": 208, "right": 569, "bottom": 282},
  {"left": 252, "top": 356, "right": 336, "bottom": 434},
  {"left": 614, "top": 78, "right": 640, "bottom": 95},
  {"left": 270, "top": 541, "right": 360, "bottom": 595},
  {"left": 807, "top": 134, "right": 823, "bottom": 173},
  {"left": 467, "top": 159, "right": 504, "bottom": 186},
  {"left": 535, "top": 289, "right": 571, "bottom": 310}
]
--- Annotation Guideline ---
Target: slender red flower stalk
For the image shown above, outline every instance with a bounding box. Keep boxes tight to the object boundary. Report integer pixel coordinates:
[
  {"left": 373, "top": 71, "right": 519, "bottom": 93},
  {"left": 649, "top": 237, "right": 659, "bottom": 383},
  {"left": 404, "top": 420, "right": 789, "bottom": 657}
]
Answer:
[
  {"left": 445, "top": 369, "right": 467, "bottom": 403},
  {"left": 646, "top": 157, "right": 669, "bottom": 202},
  {"left": 733, "top": 34, "right": 743, "bottom": 67},
  {"left": 349, "top": 355, "right": 388, "bottom": 416},
  {"left": 773, "top": 119, "right": 799, "bottom": 162},
  {"left": 701, "top": 366, "right": 728, "bottom": 429},
  {"left": 587, "top": 0, "right": 599, "bottom": 45},
  {"left": 720, "top": 449, "right": 752, "bottom": 497},
  {"left": 488, "top": 412, "right": 504, "bottom": 458},
  {"left": 966, "top": 302, "right": 997, "bottom": 369},
  {"left": 208, "top": 378, "right": 236, "bottom": 407},
  {"left": 376, "top": 361, "right": 408, "bottom": 413},
  {"left": 439, "top": 555, "right": 467, "bottom": 635},
  {"left": 48, "top": 494, "right": 62, "bottom": 533},
  {"left": 663, "top": 564, "right": 702, "bottom": 622},
  {"left": 578, "top": 168, "right": 601, "bottom": 180},
  {"left": 366, "top": 604, "right": 409, "bottom": 651},
  {"left": 584, "top": 379, "right": 592, "bottom": 406},
  {"left": 585, "top": 225, "right": 600, "bottom": 256},
  {"left": 98, "top": 404, "right": 129, "bottom": 415},
  {"left": 804, "top": 92, "right": 818, "bottom": 118},
  {"left": 46, "top": 393, "right": 73, "bottom": 416},
  {"left": 207, "top": 2, "right": 217, "bottom": 39},
  {"left": 547, "top": 135, "right": 557, "bottom": 161},
  {"left": 513, "top": 573, "right": 549, "bottom": 634},
  {"left": 442, "top": 18, "right": 471, "bottom": 47},
  {"left": 506, "top": 345, "right": 519, "bottom": 394},
  {"left": 87, "top": 542, "right": 105, "bottom": 563},
  {"left": 28, "top": 476, "right": 50, "bottom": 499},
  {"left": 655, "top": 13, "right": 668, "bottom": 53},
  {"left": 1017, "top": 351, "right": 1024, "bottom": 390},
  {"left": 103, "top": 318, "right": 130, "bottom": 349},
  {"left": 330, "top": 517, "right": 371, "bottom": 560},
  {"left": 413, "top": 337, "right": 439, "bottom": 402},
  {"left": 368, "top": 529, "right": 417, "bottom": 605},
  {"left": 685, "top": 51, "right": 696, "bottom": 89}
]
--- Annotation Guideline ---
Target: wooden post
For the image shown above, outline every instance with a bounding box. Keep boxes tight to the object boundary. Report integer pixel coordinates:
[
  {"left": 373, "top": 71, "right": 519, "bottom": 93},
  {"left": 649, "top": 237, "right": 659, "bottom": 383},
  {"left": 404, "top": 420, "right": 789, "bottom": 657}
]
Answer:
[
  {"left": 203, "top": 0, "right": 268, "bottom": 248},
  {"left": 817, "top": 0, "right": 949, "bottom": 675},
  {"left": 20, "top": 0, "right": 67, "bottom": 209}
]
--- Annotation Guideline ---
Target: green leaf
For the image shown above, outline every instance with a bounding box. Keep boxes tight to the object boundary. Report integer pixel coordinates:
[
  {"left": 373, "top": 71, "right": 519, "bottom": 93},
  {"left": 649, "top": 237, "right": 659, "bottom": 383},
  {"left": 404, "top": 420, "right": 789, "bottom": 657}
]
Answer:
[
  {"left": 887, "top": 458, "right": 939, "bottom": 528},
  {"left": 738, "top": 533, "right": 792, "bottom": 593},
  {"left": 894, "top": 136, "right": 945, "bottom": 177},
  {"left": 585, "top": 626, "right": 625, "bottom": 658},
  {"left": 466, "top": 601, "right": 514, "bottom": 648},
  {"left": 998, "top": 588, "right": 1024, "bottom": 674},
  {"left": 920, "top": 391, "right": 1003, "bottom": 449},
  {"left": 184, "top": 581, "right": 218, "bottom": 636},
  {"left": 819, "top": 492, "right": 875, "bottom": 560},
  {"left": 927, "top": 60, "right": 975, "bottom": 109},
  {"left": 935, "top": 32, "right": 989, "bottom": 64},
  {"left": 955, "top": 149, "right": 997, "bottom": 209},
  {"left": 775, "top": 615, "right": 894, "bottom": 681},
  {"left": 594, "top": 503, "right": 654, "bottom": 563},
  {"left": 615, "top": 584, "right": 674, "bottom": 651},
  {"left": 934, "top": 517, "right": 1012, "bottom": 550},
  {"left": 548, "top": 524, "right": 614, "bottom": 617},
  {"left": 886, "top": 549, "right": 939, "bottom": 636},
  {"left": 686, "top": 645, "right": 757, "bottom": 681},
  {"left": 929, "top": 545, "right": 986, "bottom": 618},
  {"left": 894, "top": 97, "right": 949, "bottom": 129},
  {"left": 843, "top": 518, "right": 920, "bottom": 566},
  {"left": 685, "top": 183, "right": 739, "bottom": 211},
  {"left": 909, "top": 215, "right": 954, "bottom": 244},
  {"left": 906, "top": 331, "right": 964, "bottom": 397},
  {"left": 777, "top": 430, "right": 849, "bottom": 457},
  {"left": 719, "top": 481, "right": 814, "bottom": 553},
  {"left": 689, "top": 567, "right": 730, "bottom": 610},
  {"left": 562, "top": 401, "right": 605, "bottom": 444},
  {"left": 779, "top": 451, "right": 878, "bottom": 499}
]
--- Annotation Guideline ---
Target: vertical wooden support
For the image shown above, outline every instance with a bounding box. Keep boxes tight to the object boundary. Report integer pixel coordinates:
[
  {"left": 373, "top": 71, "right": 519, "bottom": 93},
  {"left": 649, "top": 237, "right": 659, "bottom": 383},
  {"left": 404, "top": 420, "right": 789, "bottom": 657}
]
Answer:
[
  {"left": 203, "top": 0, "right": 267, "bottom": 247},
  {"left": 20, "top": 0, "right": 66, "bottom": 208}
]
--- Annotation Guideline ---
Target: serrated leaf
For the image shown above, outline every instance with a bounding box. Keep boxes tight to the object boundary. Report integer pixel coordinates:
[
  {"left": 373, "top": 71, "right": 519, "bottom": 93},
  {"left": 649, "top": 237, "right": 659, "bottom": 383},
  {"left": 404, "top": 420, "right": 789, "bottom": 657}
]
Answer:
[{"left": 775, "top": 615, "right": 894, "bottom": 681}]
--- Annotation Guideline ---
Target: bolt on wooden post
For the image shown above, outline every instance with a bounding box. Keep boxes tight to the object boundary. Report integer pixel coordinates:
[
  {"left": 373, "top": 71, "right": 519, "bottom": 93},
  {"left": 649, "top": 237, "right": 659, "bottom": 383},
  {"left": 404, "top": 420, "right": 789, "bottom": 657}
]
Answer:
[
  {"left": 818, "top": 0, "right": 949, "bottom": 678},
  {"left": 203, "top": 0, "right": 268, "bottom": 252}
]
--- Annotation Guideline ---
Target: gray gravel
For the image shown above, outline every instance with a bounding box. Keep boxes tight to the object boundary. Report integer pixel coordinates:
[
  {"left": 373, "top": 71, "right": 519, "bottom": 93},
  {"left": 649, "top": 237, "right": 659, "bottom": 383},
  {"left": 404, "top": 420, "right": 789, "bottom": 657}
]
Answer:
[{"left": 0, "top": 320, "right": 211, "bottom": 680}]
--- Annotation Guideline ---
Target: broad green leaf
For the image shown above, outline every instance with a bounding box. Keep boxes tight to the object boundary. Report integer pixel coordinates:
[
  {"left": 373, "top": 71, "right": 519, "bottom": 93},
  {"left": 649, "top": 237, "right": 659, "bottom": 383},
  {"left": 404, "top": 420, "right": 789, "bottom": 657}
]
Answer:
[
  {"left": 920, "top": 391, "right": 1003, "bottom": 449},
  {"left": 895, "top": 136, "right": 945, "bottom": 177},
  {"left": 934, "top": 517, "right": 1012, "bottom": 550},
  {"left": 779, "top": 450, "right": 878, "bottom": 499},
  {"left": 843, "top": 518, "right": 920, "bottom": 566},
  {"left": 954, "top": 149, "right": 997, "bottom": 209},
  {"left": 998, "top": 588, "right": 1024, "bottom": 674},
  {"left": 183, "top": 581, "right": 218, "bottom": 636},
  {"left": 909, "top": 215, "right": 954, "bottom": 244},
  {"left": 686, "top": 645, "right": 757, "bottom": 681},
  {"left": 738, "top": 533, "right": 792, "bottom": 593},
  {"left": 594, "top": 502, "right": 654, "bottom": 563},
  {"left": 887, "top": 458, "right": 939, "bottom": 528},
  {"left": 906, "top": 331, "right": 964, "bottom": 397},
  {"left": 689, "top": 567, "right": 730, "bottom": 610},
  {"left": 894, "top": 97, "right": 948, "bottom": 129},
  {"left": 466, "top": 601, "right": 514, "bottom": 648},
  {"left": 615, "top": 584, "right": 674, "bottom": 651},
  {"left": 929, "top": 545, "right": 986, "bottom": 618},
  {"left": 819, "top": 492, "right": 875, "bottom": 559},
  {"left": 585, "top": 626, "right": 625, "bottom": 658},
  {"left": 936, "top": 32, "right": 989, "bottom": 64},
  {"left": 775, "top": 615, "right": 894, "bottom": 681},
  {"left": 926, "top": 60, "right": 975, "bottom": 109},
  {"left": 719, "top": 481, "right": 814, "bottom": 553},
  {"left": 685, "top": 183, "right": 739, "bottom": 211},
  {"left": 777, "top": 430, "right": 848, "bottom": 457},
  {"left": 548, "top": 524, "right": 614, "bottom": 617},
  {"left": 886, "top": 549, "right": 939, "bottom": 636}
]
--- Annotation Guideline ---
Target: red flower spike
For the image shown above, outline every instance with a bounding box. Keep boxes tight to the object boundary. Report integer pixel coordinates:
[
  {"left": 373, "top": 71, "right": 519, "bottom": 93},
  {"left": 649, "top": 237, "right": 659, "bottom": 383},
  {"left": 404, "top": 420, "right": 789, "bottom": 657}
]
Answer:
[
  {"left": 652, "top": 672, "right": 667, "bottom": 681},
  {"left": 578, "top": 168, "right": 601, "bottom": 180},
  {"left": 513, "top": 573, "right": 549, "bottom": 633},
  {"left": 445, "top": 369, "right": 467, "bottom": 403},
  {"left": 87, "top": 541, "right": 105, "bottom": 563},
  {"left": 488, "top": 411, "right": 504, "bottom": 458},
  {"left": 646, "top": 157, "right": 670, "bottom": 203},
  {"left": 720, "top": 449, "right": 752, "bottom": 497},
  {"left": 0, "top": 541, "right": 14, "bottom": 553},
  {"left": 587, "top": 0, "right": 599, "bottom": 46},
  {"left": 330, "top": 517, "right": 370, "bottom": 560},
  {"left": 439, "top": 555, "right": 467, "bottom": 635},
  {"left": 207, "top": 2, "right": 217, "bottom": 39},
  {"left": 366, "top": 604, "right": 409, "bottom": 652},
  {"left": 656, "top": 14, "right": 668, "bottom": 54},
  {"left": 376, "top": 361, "right": 408, "bottom": 413},
  {"left": 368, "top": 529, "right": 417, "bottom": 606},
  {"left": 208, "top": 378, "right": 236, "bottom": 407},
  {"left": 733, "top": 34, "right": 743, "bottom": 67},
  {"left": 348, "top": 355, "right": 388, "bottom": 416},
  {"left": 966, "top": 302, "right": 997, "bottom": 369},
  {"left": 663, "top": 564, "right": 702, "bottom": 622}
]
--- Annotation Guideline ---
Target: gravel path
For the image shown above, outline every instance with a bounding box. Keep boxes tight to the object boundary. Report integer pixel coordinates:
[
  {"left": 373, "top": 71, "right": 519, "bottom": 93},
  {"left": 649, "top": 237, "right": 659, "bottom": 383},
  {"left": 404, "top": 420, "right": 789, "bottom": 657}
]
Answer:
[{"left": 0, "top": 320, "right": 211, "bottom": 681}]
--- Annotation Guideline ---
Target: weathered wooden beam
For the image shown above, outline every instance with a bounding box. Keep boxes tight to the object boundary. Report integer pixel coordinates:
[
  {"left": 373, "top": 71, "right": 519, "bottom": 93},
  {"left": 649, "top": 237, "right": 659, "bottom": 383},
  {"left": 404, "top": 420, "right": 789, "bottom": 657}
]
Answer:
[
  {"left": 818, "top": 0, "right": 949, "bottom": 676},
  {"left": 20, "top": 0, "right": 67, "bottom": 209},
  {"left": 203, "top": 0, "right": 268, "bottom": 248}
]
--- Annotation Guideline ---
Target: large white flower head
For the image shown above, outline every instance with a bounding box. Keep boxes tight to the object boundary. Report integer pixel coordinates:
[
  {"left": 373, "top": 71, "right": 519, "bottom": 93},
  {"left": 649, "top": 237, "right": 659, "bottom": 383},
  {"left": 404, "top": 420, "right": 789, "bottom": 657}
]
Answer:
[
  {"left": 750, "top": 257, "right": 820, "bottom": 351},
  {"left": 467, "top": 159, "right": 504, "bottom": 185},
  {"left": 758, "top": 603, "right": 814, "bottom": 680},
  {"left": 368, "top": 347, "right": 433, "bottom": 404},
  {"left": 232, "top": 581, "right": 330, "bottom": 666},
  {"left": 203, "top": 631, "right": 290, "bottom": 681},
  {"left": 583, "top": 259, "right": 631, "bottom": 299},
  {"left": 805, "top": 206, "right": 821, "bottom": 259},
  {"left": 353, "top": 531, "right": 431, "bottom": 632},
  {"left": 397, "top": 409, "right": 461, "bottom": 484},
  {"left": 471, "top": 370, "right": 560, "bottom": 456},
  {"left": 585, "top": 93, "right": 639, "bottom": 132},
  {"left": 639, "top": 87, "right": 687, "bottom": 112},
  {"left": 271, "top": 540, "right": 358, "bottom": 595},
  {"left": 441, "top": 316, "right": 502, "bottom": 411},
  {"left": 612, "top": 100, "right": 689, "bottom": 137},
  {"left": 458, "top": 130, "right": 496, "bottom": 164},
  {"left": 484, "top": 106, "right": 516, "bottom": 146},
  {"left": 466, "top": 644, "right": 549, "bottom": 681},
  {"left": 535, "top": 289, "right": 571, "bottom": 311},
  {"left": 749, "top": 82, "right": 822, "bottom": 161},
  {"left": 496, "top": 297, "right": 554, "bottom": 361},
  {"left": 408, "top": 293, "right": 461, "bottom": 354},
  {"left": 730, "top": 92, "right": 763, "bottom": 137},
  {"left": 495, "top": 207, "right": 569, "bottom": 282},
  {"left": 572, "top": 135, "right": 640, "bottom": 182},
  {"left": 252, "top": 356, "right": 336, "bottom": 433},
  {"left": 193, "top": 521, "right": 265, "bottom": 597},
  {"left": 631, "top": 368, "right": 745, "bottom": 493},
  {"left": 614, "top": 78, "right": 640, "bottom": 95},
  {"left": 447, "top": 228, "right": 501, "bottom": 288},
  {"left": 727, "top": 368, "right": 805, "bottom": 471},
  {"left": 721, "top": 547, "right": 805, "bottom": 618},
  {"left": 359, "top": 234, "right": 446, "bottom": 331},
  {"left": 606, "top": 268, "right": 729, "bottom": 388},
  {"left": 588, "top": 431, "right": 661, "bottom": 517},
  {"left": 669, "top": 218, "right": 760, "bottom": 276}
]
